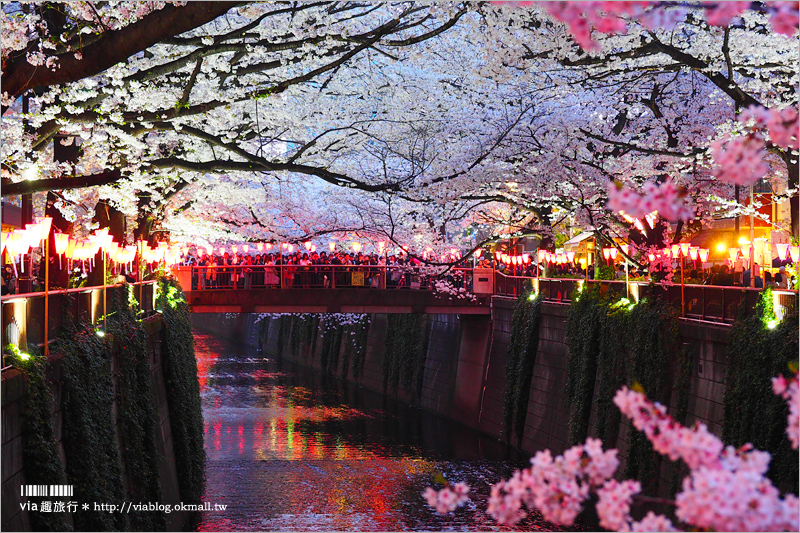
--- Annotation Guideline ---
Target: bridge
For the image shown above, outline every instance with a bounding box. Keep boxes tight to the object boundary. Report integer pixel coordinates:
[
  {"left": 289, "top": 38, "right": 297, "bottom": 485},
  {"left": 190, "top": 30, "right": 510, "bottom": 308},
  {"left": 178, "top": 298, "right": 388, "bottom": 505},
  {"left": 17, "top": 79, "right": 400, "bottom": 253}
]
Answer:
[{"left": 175, "top": 265, "right": 490, "bottom": 314}]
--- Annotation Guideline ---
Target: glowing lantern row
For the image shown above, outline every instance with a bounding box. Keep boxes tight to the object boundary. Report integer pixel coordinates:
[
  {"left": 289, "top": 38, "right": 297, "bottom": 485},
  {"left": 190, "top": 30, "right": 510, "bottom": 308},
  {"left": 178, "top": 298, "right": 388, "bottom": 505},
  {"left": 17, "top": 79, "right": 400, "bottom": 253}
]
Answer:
[{"left": 499, "top": 253, "right": 531, "bottom": 265}]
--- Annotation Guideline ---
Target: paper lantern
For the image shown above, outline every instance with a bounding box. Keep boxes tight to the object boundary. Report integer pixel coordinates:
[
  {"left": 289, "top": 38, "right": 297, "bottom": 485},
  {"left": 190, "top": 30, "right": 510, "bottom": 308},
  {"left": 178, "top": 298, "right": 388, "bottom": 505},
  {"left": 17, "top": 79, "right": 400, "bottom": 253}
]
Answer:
[
  {"left": 522, "top": 253, "right": 530, "bottom": 264},
  {"left": 352, "top": 242, "right": 362, "bottom": 252},
  {"left": 66, "top": 239, "right": 77, "bottom": 260},
  {"left": 648, "top": 253, "right": 656, "bottom": 262},
  {"left": 265, "top": 243, "right": 272, "bottom": 250},
  {"left": 219, "top": 246, "right": 226, "bottom": 254},
  {"left": 34, "top": 216, "right": 53, "bottom": 241},
  {"left": 567, "top": 251, "right": 575, "bottom": 262},
  {"left": 329, "top": 242, "right": 336, "bottom": 251},
  {"left": 54, "top": 233, "right": 70, "bottom": 255},
  {"left": 603, "top": 248, "right": 611, "bottom": 260},
  {"left": 698, "top": 248, "right": 710, "bottom": 262},
  {"left": 608, "top": 248, "right": 618, "bottom": 260},
  {"left": 475, "top": 249, "right": 483, "bottom": 258},
  {"left": 789, "top": 246, "right": 799, "bottom": 262},
  {"left": 304, "top": 241, "right": 312, "bottom": 251},
  {"left": 378, "top": 241, "right": 385, "bottom": 251},
  {"left": 9, "top": 230, "right": 29, "bottom": 256},
  {"left": 256, "top": 243, "right": 264, "bottom": 252},
  {"left": 728, "top": 249, "right": 739, "bottom": 262},
  {"left": 776, "top": 243, "right": 790, "bottom": 261},
  {"left": 679, "top": 242, "right": 691, "bottom": 256},
  {"left": 232, "top": 245, "right": 238, "bottom": 254},
  {"left": 671, "top": 244, "right": 681, "bottom": 259},
  {"left": 242, "top": 245, "right": 249, "bottom": 254},
  {"left": 740, "top": 246, "right": 751, "bottom": 261},
  {"left": 689, "top": 247, "right": 699, "bottom": 261},
  {"left": 619, "top": 244, "right": 628, "bottom": 255}
]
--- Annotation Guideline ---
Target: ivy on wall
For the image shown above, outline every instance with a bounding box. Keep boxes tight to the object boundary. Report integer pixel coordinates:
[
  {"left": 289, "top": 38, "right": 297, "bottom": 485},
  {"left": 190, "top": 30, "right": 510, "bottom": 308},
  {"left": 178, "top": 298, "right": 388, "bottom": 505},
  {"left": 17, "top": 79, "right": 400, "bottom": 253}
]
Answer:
[
  {"left": 107, "top": 290, "right": 165, "bottom": 531},
  {"left": 350, "top": 316, "right": 370, "bottom": 379},
  {"left": 56, "top": 318, "right": 129, "bottom": 531},
  {"left": 723, "top": 289, "right": 799, "bottom": 493},
  {"left": 503, "top": 293, "right": 543, "bottom": 443},
  {"left": 7, "top": 345, "right": 71, "bottom": 532},
  {"left": 623, "top": 298, "right": 677, "bottom": 491},
  {"left": 564, "top": 286, "right": 606, "bottom": 445},
  {"left": 157, "top": 278, "right": 206, "bottom": 506},
  {"left": 565, "top": 287, "right": 678, "bottom": 493},
  {"left": 382, "top": 314, "right": 429, "bottom": 400},
  {"left": 319, "top": 321, "right": 344, "bottom": 374}
]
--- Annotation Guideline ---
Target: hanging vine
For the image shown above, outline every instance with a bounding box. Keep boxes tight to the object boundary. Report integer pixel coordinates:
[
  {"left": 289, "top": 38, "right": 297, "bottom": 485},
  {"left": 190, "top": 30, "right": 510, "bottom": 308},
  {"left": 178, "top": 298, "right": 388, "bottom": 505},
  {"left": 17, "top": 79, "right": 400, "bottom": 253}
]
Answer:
[
  {"left": 107, "top": 290, "right": 165, "bottom": 531},
  {"left": 56, "top": 319, "right": 128, "bottom": 532},
  {"left": 348, "top": 316, "right": 371, "bottom": 379},
  {"left": 383, "top": 314, "right": 429, "bottom": 401},
  {"left": 564, "top": 287, "right": 680, "bottom": 494},
  {"left": 564, "top": 286, "right": 606, "bottom": 445},
  {"left": 157, "top": 277, "right": 206, "bottom": 507},
  {"left": 723, "top": 289, "right": 799, "bottom": 493},
  {"left": 503, "top": 293, "right": 543, "bottom": 443},
  {"left": 5, "top": 344, "right": 71, "bottom": 532}
]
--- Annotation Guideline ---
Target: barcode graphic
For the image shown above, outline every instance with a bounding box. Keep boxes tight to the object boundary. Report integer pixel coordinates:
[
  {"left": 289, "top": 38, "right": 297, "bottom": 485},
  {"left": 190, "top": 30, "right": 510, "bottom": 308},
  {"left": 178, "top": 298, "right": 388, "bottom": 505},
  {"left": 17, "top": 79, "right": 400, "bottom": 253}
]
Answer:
[{"left": 21, "top": 485, "right": 73, "bottom": 497}]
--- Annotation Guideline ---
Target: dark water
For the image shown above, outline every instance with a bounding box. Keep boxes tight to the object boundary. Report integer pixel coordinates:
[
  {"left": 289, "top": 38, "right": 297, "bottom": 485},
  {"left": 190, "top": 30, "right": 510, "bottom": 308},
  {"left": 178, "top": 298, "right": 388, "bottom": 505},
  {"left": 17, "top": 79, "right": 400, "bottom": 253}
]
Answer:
[{"left": 194, "top": 332, "right": 569, "bottom": 531}]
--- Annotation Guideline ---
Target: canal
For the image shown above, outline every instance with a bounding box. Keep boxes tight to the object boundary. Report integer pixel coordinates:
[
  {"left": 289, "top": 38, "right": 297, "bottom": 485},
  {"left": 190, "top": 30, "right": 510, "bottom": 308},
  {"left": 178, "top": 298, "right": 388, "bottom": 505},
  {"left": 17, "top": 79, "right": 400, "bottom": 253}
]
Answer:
[{"left": 193, "top": 330, "right": 571, "bottom": 531}]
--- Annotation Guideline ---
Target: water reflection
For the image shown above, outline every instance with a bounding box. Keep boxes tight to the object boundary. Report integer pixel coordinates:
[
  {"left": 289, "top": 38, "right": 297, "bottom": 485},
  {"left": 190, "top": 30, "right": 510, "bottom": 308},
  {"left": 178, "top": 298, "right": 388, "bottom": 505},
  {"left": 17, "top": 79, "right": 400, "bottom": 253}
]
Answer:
[{"left": 195, "top": 332, "right": 575, "bottom": 531}]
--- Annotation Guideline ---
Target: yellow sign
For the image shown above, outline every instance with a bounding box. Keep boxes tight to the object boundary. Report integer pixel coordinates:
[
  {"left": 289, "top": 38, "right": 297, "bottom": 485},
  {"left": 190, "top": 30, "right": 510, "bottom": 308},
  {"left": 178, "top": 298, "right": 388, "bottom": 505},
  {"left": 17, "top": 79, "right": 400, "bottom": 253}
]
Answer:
[{"left": 351, "top": 271, "right": 364, "bottom": 286}]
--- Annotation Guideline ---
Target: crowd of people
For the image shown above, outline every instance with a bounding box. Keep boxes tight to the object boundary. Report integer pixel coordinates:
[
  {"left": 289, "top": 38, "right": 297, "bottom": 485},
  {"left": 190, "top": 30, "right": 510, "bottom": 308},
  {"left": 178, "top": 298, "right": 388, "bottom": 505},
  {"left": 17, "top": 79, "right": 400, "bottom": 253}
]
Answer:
[{"left": 183, "top": 250, "right": 471, "bottom": 290}]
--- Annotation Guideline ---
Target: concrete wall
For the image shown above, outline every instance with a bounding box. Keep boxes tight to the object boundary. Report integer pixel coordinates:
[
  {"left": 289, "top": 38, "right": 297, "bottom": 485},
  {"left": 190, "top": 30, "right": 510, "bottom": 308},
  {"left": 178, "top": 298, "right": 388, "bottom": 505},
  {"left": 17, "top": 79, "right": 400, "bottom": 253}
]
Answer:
[
  {"left": 193, "top": 298, "right": 735, "bottom": 495},
  {"left": 1, "top": 315, "right": 186, "bottom": 531}
]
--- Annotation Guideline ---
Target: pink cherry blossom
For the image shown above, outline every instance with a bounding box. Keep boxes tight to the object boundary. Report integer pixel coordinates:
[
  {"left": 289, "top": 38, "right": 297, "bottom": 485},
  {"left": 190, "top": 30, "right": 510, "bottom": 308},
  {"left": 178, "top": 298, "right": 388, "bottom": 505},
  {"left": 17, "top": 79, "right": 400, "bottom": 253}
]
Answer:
[
  {"left": 773, "top": 373, "right": 799, "bottom": 450},
  {"left": 704, "top": 1, "right": 750, "bottom": 26},
  {"left": 596, "top": 479, "right": 640, "bottom": 531},
  {"left": 709, "top": 133, "right": 770, "bottom": 186},
  {"left": 607, "top": 180, "right": 694, "bottom": 222},
  {"left": 422, "top": 483, "right": 470, "bottom": 515},
  {"left": 630, "top": 511, "right": 678, "bottom": 532},
  {"left": 741, "top": 105, "right": 799, "bottom": 150},
  {"left": 768, "top": 1, "right": 800, "bottom": 36}
]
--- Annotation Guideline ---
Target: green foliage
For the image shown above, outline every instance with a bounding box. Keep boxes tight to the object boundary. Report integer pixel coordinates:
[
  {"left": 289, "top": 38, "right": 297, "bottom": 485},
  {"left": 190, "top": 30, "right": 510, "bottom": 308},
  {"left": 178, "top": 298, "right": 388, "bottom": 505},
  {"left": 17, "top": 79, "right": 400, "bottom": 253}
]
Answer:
[
  {"left": 56, "top": 320, "right": 128, "bottom": 531},
  {"left": 723, "top": 291, "right": 799, "bottom": 493},
  {"left": 345, "top": 316, "right": 370, "bottom": 379},
  {"left": 319, "top": 322, "right": 344, "bottom": 374},
  {"left": 382, "top": 314, "right": 429, "bottom": 401},
  {"left": 565, "top": 287, "right": 679, "bottom": 494},
  {"left": 157, "top": 278, "right": 206, "bottom": 505},
  {"left": 503, "top": 293, "right": 543, "bottom": 443},
  {"left": 624, "top": 298, "right": 677, "bottom": 491},
  {"left": 594, "top": 265, "right": 616, "bottom": 280},
  {"left": 107, "top": 290, "right": 165, "bottom": 531},
  {"left": 594, "top": 303, "right": 629, "bottom": 447},
  {"left": 565, "top": 285, "right": 606, "bottom": 444},
  {"left": 7, "top": 345, "right": 71, "bottom": 532},
  {"left": 275, "top": 315, "right": 290, "bottom": 358}
]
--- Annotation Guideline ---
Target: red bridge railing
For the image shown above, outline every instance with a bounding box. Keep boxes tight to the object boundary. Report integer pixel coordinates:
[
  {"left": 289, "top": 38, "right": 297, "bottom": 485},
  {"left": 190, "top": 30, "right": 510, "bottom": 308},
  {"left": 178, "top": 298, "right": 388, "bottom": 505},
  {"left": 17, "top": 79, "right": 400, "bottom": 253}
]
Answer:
[{"left": 492, "top": 272, "right": 796, "bottom": 324}]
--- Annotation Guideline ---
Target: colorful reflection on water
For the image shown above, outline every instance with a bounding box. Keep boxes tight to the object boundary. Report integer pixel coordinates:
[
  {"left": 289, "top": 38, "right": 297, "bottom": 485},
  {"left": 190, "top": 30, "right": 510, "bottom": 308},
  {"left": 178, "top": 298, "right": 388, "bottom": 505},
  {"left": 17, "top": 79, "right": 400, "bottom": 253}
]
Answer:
[{"left": 195, "top": 332, "right": 576, "bottom": 532}]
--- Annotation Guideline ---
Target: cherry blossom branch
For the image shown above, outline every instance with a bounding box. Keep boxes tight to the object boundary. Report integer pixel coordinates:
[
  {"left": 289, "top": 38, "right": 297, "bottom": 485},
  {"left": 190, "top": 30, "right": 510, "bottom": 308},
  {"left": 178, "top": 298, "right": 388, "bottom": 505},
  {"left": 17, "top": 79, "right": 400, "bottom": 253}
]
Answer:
[{"left": 2, "top": 2, "right": 242, "bottom": 101}]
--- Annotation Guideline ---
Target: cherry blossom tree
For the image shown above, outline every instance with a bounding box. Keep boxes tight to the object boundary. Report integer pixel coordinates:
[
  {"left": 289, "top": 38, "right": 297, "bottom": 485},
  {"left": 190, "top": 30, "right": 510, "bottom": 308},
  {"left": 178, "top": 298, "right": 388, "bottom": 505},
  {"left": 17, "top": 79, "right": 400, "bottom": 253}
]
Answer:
[{"left": 2, "top": 1, "right": 797, "bottom": 260}]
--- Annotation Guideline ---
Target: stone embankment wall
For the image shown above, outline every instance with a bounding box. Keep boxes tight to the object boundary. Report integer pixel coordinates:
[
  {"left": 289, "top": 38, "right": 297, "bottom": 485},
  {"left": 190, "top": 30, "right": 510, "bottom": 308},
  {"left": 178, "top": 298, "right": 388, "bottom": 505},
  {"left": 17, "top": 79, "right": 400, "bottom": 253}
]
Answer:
[
  {"left": 1, "top": 315, "right": 185, "bottom": 531},
  {"left": 192, "top": 298, "right": 731, "bottom": 495}
]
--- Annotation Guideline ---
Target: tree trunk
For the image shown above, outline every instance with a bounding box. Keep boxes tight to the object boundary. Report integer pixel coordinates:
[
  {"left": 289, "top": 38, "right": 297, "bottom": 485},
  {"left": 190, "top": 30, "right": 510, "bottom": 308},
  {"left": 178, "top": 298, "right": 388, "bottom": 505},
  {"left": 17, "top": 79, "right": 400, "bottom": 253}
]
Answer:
[
  {"left": 87, "top": 200, "right": 127, "bottom": 287},
  {"left": 44, "top": 193, "right": 73, "bottom": 289},
  {"left": 784, "top": 153, "right": 799, "bottom": 241}
]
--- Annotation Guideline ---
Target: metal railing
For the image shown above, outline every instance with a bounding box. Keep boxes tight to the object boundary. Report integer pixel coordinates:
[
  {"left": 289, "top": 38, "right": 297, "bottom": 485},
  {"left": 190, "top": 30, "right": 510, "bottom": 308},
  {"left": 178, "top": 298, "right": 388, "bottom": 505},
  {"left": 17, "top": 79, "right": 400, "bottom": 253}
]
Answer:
[
  {"left": 176, "top": 265, "right": 474, "bottom": 292},
  {"left": 493, "top": 272, "right": 797, "bottom": 324},
  {"left": 1, "top": 281, "right": 156, "bottom": 356}
]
